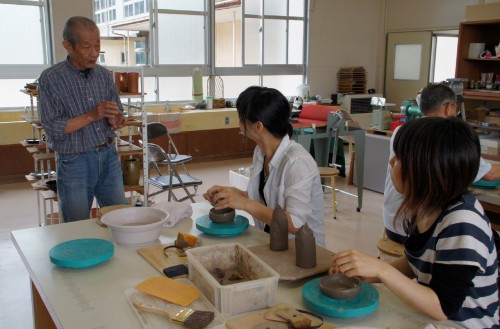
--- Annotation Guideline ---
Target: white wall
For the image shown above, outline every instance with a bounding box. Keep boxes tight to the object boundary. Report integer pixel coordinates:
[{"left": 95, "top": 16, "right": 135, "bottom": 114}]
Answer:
[
  {"left": 51, "top": 0, "right": 94, "bottom": 62},
  {"left": 307, "top": 0, "right": 500, "bottom": 100},
  {"left": 308, "top": 0, "right": 385, "bottom": 99}
]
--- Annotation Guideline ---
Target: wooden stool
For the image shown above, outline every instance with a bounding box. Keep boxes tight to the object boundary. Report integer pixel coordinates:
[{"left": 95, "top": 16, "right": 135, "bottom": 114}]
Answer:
[
  {"left": 377, "top": 229, "right": 405, "bottom": 260},
  {"left": 318, "top": 167, "right": 339, "bottom": 219}
]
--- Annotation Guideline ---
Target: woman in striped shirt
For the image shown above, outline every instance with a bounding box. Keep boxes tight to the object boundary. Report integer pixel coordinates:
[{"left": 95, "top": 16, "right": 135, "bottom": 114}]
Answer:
[{"left": 331, "top": 117, "right": 499, "bottom": 328}]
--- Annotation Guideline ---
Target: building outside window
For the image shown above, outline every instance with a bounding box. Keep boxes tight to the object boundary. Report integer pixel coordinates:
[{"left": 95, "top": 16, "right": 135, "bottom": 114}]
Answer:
[
  {"left": 95, "top": 0, "right": 309, "bottom": 102},
  {"left": 135, "top": 40, "right": 147, "bottom": 65}
]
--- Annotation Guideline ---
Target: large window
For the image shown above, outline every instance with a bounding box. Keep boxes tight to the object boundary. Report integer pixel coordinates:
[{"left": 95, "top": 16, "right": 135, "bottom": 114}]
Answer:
[
  {"left": 430, "top": 33, "right": 458, "bottom": 83},
  {"left": 0, "top": 0, "right": 51, "bottom": 109},
  {"left": 97, "top": 0, "right": 309, "bottom": 102}
]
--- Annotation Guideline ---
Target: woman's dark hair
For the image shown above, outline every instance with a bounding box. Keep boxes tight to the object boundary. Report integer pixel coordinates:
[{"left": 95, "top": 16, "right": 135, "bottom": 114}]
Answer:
[
  {"left": 63, "top": 16, "right": 98, "bottom": 47},
  {"left": 236, "top": 86, "right": 292, "bottom": 138},
  {"left": 393, "top": 117, "right": 480, "bottom": 231}
]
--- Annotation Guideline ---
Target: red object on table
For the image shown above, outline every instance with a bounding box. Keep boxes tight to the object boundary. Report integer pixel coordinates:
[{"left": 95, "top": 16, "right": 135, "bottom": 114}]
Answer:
[
  {"left": 293, "top": 104, "right": 343, "bottom": 127},
  {"left": 391, "top": 114, "right": 406, "bottom": 131}
]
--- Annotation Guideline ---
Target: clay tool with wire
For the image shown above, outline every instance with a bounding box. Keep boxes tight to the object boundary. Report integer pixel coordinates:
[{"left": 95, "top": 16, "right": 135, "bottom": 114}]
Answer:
[{"left": 133, "top": 302, "right": 215, "bottom": 329}]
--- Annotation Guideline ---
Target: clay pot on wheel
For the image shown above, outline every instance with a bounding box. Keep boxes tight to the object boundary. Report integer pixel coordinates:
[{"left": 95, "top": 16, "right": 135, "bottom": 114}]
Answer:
[
  {"left": 122, "top": 158, "right": 140, "bottom": 186},
  {"left": 209, "top": 207, "right": 235, "bottom": 224}
]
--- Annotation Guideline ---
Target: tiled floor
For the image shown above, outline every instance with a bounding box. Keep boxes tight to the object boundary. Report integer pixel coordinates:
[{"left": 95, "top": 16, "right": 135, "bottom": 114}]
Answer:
[{"left": 0, "top": 157, "right": 384, "bottom": 329}]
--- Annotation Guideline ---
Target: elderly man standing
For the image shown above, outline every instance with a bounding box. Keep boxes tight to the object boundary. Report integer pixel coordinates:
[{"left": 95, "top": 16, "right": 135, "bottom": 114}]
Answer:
[{"left": 39, "top": 16, "right": 128, "bottom": 222}]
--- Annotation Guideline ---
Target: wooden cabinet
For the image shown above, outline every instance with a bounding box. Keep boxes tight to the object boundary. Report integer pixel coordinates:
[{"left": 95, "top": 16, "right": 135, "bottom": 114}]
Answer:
[
  {"left": 456, "top": 19, "right": 500, "bottom": 102},
  {"left": 456, "top": 20, "right": 500, "bottom": 161}
]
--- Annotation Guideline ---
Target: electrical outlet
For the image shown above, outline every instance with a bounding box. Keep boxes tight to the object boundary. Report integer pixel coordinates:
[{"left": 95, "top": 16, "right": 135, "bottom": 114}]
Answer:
[{"left": 225, "top": 116, "right": 229, "bottom": 125}]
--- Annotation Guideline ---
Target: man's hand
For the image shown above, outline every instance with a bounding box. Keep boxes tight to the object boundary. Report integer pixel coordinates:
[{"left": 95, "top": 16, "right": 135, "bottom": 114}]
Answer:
[
  {"left": 107, "top": 111, "right": 128, "bottom": 130},
  {"left": 91, "top": 101, "right": 121, "bottom": 121}
]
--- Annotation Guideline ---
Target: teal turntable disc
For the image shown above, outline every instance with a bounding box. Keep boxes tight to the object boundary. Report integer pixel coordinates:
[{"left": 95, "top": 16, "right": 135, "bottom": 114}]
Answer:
[
  {"left": 302, "top": 277, "right": 379, "bottom": 318},
  {"left": 49, "top": 238, "right": 114, "bottom": 268},
  {"left": 196, "top": 215, "right": 249, "bottom": 237},
  {"left": 472, "top": 180, "right": 500, "bottom": 189}
]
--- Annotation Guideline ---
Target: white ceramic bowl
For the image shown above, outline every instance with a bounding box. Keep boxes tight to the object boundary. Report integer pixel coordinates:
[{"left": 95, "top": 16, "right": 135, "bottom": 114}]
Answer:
[{"left": 100, "top": 207, "right": 169, "bottom": 246}]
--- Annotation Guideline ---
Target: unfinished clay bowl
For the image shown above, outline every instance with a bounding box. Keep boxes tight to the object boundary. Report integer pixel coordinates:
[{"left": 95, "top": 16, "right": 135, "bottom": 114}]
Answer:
[
  {"left": 209, "top": 207, "right": 236, "bottom": 224},
  {"left": 319, "top": 273, "right": 362, "bottom": 300}
]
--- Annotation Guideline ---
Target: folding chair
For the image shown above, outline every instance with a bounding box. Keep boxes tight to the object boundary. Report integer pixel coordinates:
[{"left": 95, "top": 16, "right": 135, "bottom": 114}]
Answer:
[{"left": 144, "top": 122, "right": 202, "bottom": 203}]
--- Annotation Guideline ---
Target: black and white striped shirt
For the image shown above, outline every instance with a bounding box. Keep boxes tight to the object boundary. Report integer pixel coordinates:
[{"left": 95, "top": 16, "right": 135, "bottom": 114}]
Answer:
[{"left": 406, "top": 194, "right": 499, "bottom": 328}]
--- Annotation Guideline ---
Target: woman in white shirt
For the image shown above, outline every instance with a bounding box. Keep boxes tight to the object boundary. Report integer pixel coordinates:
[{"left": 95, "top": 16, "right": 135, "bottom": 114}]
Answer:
[{"left": 204, "top": 86, "right": 325, "bottom": 246}]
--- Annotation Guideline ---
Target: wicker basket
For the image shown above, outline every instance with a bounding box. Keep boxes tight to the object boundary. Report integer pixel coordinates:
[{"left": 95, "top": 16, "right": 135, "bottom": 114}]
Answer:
[
  {"left": 207, "top": 75, "right": 225, "bottom": 108},
  {"left": 213, "top": 98, "right": 226, "bottom": 108}
]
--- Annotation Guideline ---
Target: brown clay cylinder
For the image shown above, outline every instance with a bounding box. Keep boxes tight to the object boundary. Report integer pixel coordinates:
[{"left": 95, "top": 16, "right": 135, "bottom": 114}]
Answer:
[
  {"left": 122, "top": 158, "right": 140, "bottom": 186},
  {"left": 120, "top": 72, "right": 128, "bottom": 93},
  {"left": 270, "top": 205, "right": 289, "bottom": 251},
  {"left": 114, "top": 72, "right": 122, "bottom": 93},
  {"left": 127, "top": 72, "right": 139, "bottom": 94},
  {"left": 295, "top": 224, "right": 317, "bottom": 269}
]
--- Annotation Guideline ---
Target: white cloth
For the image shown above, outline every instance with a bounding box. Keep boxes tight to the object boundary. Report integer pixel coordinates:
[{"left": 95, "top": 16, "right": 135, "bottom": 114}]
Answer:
[
  {"left": 383, "top": 126, "right": 492, "bottom": 239},
  {"left": 246, "top": 135, "right": 325, "bottom": 247},
  {"left": 152, "top": 201, "right": 193, "bottom": 228}
]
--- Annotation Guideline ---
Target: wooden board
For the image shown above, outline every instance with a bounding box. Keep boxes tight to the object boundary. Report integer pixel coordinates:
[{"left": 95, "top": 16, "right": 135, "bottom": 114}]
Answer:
[
  {"left": 137, "top": 243, "right": 187, "bottom": 275},
  {"left": 248, "top": 239, "right": 335, "bottom": 281},
  {"left": 226, "top": 304, "right": 333, "bottom": 329}
]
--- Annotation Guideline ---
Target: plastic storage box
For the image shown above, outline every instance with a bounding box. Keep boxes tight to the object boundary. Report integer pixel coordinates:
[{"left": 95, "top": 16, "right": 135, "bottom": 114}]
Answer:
[{"left": 186, "top": 243, "right": 279, "bottom": 316}]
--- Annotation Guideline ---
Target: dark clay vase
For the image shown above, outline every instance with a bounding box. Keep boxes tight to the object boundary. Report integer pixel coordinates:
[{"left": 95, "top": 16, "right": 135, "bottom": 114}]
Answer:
[
  {"left": 122, "top": 158, "right": 140, "bottom": 186},
  {"left": 270, "top": 205, "right": 289, "bottom": 251},
  {"left": 295, "top": 224, "right": 317, "bottom": 269}
]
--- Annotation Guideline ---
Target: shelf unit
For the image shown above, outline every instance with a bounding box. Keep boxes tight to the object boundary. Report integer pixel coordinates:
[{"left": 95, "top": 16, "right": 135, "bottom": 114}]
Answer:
[
  {"left": 456, "top": 19, "right": 500, "bottom": 163},
  {"left": 455, "top": 19, "right": 500, "bottom": 102},
  {"left": 117, "top": 67, "right": 149, "bottom": 206}
]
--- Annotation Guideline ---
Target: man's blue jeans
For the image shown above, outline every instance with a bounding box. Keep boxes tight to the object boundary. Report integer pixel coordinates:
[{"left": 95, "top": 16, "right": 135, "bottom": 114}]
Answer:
[{"left": 56, "top": 143, "right": 127, "bottom": 222}]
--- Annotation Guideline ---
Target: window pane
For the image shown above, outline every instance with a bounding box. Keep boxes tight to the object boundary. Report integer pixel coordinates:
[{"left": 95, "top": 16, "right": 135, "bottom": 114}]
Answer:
[
  {"left": 0, "top": 78, "right": 38, "bottom": 108},
  {"left": 244, "top": 0, "right": 261, "bottom": 15},
  {"left": 289, "top": 0, "right": 304, "bottom": 17},
  {"left": 264, "top": 19, "right": 286, "bottom": 64},
  {"left": 215, "top": 8, "right": 242, "bottom": 67},
  {"left": 0, "top": 4, "right": 44, "bottom": 64},
  {"left": 158, "top": 14, "right": 205, "bottom": 64},
  {"left": 158, "top": 0, "right": 204, "bottom": 11},
  {"left": 433, "top": 36, "right": 458, "bottom": 83},
  {"left": 244, "top": 18, "right": 261, "bottom": 65},
  {"left": 219, "top": 76, "right": 260, "bottom": 99},
  {"left": 264, "top": 0, "right": 286, "bottom": 16},
  {"left": 158, "top": 77, "right": 192, "bottom": 100},
  {"left": 394, "top": 44, "right": 422, "bottom": 80},
  {"left": 143, "top": 77, "right": 157, "bottom": 102},
  {"left": 263, "top": 75, "right": 302, "bottom": 97},
  {"left": 288, "top": 20, "right": 303, "bottom": 64}
]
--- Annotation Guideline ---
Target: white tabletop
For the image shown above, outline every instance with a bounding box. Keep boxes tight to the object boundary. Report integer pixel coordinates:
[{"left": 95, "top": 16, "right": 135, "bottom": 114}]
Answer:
[{"left": 12, "top": 202, "right": 458, "bottom": 329}]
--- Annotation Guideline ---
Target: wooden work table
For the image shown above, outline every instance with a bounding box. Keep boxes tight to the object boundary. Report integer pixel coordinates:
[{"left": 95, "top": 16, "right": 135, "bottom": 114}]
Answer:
[{"left": 12, "top": 202, "right": 460, "bottom": 329}]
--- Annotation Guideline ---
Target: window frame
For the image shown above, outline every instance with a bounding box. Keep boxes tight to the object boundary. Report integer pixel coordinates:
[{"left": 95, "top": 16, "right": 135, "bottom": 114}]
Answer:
[
  {"left": 0, "top": 0, "right": 52, "bottom": 80},
  {"left": 144, "top": 0, "right": 308, "bottom": 102}
]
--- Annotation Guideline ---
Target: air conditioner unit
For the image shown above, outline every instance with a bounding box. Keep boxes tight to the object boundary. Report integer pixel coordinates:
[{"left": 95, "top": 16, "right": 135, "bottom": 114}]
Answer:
[{"left": 339, "top": 93, "right": 383, "bottom": 129}]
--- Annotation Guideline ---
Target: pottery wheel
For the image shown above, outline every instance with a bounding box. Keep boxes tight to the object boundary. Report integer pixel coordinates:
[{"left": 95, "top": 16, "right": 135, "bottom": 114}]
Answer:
[
  {"left": 195, "top": 215, "right": 249, "bottom": 236},
  {"left": 302, "top": 277, "right": 379, "bottom": 318},
  {"left": 49, "top": 238, "right": 114, "bottom": 268}
]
